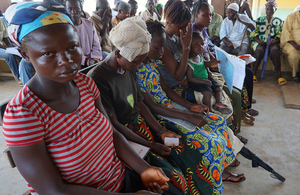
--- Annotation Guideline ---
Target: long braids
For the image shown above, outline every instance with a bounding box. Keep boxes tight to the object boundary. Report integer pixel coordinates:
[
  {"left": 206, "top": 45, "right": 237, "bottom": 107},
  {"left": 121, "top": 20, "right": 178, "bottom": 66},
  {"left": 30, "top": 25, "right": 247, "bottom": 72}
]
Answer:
[
  {"left": 164, "top": 0, "right": 191, "bottom": 25},
  {"left": 146, "top": 20, "right": 165, "bottom": 36},
  {"left": 192, "top": 0, "right": 210, "bottom": 16}
]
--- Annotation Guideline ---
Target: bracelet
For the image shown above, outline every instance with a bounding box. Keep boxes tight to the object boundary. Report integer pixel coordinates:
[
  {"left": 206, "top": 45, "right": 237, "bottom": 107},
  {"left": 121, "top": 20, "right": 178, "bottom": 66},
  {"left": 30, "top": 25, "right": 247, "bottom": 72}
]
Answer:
[{"left": 157, "top": 126, "right": 167, "bottom": 137}]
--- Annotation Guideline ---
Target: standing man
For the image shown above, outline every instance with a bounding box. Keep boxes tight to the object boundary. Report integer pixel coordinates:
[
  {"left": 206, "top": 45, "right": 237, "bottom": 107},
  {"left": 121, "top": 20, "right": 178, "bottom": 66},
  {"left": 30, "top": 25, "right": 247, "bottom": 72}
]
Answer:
[{"left": 89, "top": 0, "right": 113, "bottom": 59}]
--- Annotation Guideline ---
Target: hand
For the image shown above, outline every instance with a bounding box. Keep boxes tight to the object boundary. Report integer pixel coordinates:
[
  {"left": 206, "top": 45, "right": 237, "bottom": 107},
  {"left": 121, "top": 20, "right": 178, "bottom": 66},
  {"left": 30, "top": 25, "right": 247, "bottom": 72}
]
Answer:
[
  {"left": 161, "top": 130, "right": 182, "bottom": 147},
  {"left": 204, "top": 58, "right": 221, "bottom": 68},
  {"left": 89, "top": 58, "right": 100, "bottom": 65},
  {"left": 187, "top": 114, "right": 208, "bottom": 127},
  {"left": 188, "top": 103, "right": 209, "bottom": 115},
  {"left": 268, "top": 40, "right": 276, "bottom": 46},
  {"left": 135, "top": 190, "right": 161, "bottom": 195},
  {"left": 102, "top": 8, "right": 112, "bottom": 26},
  {"left": 258, "top": 39, "right": 265, "bottom": 46},
  {"left": 226, "top": 41, "right": 233, "bottom": 47},
  {"left": 140, "top": 166, "right": 169, "bottom": 194},
  {"left": 180, "top": 23, "right": 192, "bottom": 49},
  {"left": 294, "top": 44, "right": 300, "bottom": 50},
  {"left": 150, "top": 142, "right": 171, "bottom": 156},
  {"left": 203, "top": 79, "right": 212, "bottom": 87}
]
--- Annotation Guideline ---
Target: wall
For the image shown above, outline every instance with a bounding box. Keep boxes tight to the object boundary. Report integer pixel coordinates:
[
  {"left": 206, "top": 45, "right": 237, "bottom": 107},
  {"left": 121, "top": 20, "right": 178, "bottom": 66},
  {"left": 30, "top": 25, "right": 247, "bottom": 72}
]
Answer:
[
  {"left": 0, "top": 0, "right": 12, "bottom": 13},
  {"left": 252, "top": 0, "right": 299, "bottom": 20}
]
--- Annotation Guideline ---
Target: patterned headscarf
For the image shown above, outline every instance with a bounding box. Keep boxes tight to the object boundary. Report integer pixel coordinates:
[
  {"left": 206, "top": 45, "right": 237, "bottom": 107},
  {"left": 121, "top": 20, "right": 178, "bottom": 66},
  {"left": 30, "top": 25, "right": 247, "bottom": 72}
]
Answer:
[
  {"left": 6, "top": 0, "right": 73, "bottom": 46},
  {"left": 266, "top": 0, "right": 277, "bottom": 10}
]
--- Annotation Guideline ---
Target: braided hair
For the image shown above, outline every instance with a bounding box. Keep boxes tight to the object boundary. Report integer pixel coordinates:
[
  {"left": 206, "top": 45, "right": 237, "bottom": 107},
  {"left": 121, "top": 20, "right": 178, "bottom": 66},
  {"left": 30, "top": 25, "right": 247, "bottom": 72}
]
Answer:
[
  {"left": 192, "top": 0, "right": 210, "bottom": 16},
  {"left": 146, "top": 20, "right": 165, "bottom": 37},
  {"left": 164, "top": 0, "right": 191, "bottom": 25}
]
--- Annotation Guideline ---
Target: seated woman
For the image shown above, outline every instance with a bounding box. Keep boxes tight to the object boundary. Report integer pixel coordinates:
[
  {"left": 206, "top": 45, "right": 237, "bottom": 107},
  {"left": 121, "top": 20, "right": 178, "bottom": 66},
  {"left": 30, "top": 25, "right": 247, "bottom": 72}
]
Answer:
[
  {"left": 88, "top": 16, "right": 243, "bottom": 195},
  {"left": 2, "top": 2, "right": 170, "bottom": 194},
  {"left": 250, "top": 2, "right": 286, "bottom": 85},
  {"left": 137, "top": 19, "right": 246, "bottom": 192}
]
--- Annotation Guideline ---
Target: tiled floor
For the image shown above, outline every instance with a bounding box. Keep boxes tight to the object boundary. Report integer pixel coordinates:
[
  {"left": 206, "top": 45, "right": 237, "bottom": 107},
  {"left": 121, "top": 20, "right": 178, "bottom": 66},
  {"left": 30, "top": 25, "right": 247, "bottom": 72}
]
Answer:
[{"left": 1, "top": 70, "right": 300, "bottom": 195}]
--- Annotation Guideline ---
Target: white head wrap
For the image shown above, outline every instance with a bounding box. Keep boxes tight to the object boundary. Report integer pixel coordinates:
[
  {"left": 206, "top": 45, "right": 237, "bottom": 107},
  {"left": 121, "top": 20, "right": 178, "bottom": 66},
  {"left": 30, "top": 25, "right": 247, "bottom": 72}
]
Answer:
[
  {"left": 227, "top": 3, "right": 239, "bottom": 12},
  {"left": 295, "top": 5, "right": 300, "bottom": 12},
  {"left": 109, "top": 16, "right": 151, "bottom": 62}
]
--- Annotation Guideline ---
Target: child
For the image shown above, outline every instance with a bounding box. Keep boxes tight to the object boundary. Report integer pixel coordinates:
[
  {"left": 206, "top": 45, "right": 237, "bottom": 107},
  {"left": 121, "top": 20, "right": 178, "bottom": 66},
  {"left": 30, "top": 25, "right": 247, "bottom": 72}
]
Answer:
[
  {"left": 187, "top": 32, "right": 232, "bottom": 115},
  {"left": 3, "top": 1, "right": 169, "bottom": 194},
  {"left": 140, "top": 0, "right": 160, "bottom": 21}
]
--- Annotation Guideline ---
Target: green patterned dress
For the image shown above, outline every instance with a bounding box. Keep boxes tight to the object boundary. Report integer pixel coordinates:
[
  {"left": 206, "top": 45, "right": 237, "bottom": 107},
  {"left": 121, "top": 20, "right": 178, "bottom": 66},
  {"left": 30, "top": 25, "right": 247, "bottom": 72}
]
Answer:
[{"left": 250, "top": 16, "right": 283, "bottom": 50}]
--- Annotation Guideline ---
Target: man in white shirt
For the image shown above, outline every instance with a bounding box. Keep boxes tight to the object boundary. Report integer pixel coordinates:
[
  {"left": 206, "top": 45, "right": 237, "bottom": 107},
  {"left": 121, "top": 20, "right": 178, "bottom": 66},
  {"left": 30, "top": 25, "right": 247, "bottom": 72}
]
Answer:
[{"left": 220, "top": 3, "right": 256, "bottom": 55}]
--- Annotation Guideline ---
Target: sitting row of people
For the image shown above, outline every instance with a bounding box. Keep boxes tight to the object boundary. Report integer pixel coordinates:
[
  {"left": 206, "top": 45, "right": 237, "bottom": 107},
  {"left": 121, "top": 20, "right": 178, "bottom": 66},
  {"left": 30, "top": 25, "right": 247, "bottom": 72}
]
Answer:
[{"left": 2, "top": 0, "right": 249, "bottom": 194}]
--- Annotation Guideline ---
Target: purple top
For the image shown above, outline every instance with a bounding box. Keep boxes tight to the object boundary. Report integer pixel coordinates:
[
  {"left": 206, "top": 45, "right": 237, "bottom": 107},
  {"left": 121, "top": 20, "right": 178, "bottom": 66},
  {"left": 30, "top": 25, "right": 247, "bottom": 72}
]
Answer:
[
  {"left": 75, "top": 18, "right": 102, "bottom": 65},
  {"left": 192, "top": 23, "right": 216, "bottom": 57}
]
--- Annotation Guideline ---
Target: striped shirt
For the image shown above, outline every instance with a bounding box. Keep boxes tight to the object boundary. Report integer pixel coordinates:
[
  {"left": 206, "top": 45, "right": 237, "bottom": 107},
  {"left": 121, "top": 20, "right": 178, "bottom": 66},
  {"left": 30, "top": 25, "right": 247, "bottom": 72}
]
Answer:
[{"left": 2, "top": 73, "right": 125, "bottom": 194}]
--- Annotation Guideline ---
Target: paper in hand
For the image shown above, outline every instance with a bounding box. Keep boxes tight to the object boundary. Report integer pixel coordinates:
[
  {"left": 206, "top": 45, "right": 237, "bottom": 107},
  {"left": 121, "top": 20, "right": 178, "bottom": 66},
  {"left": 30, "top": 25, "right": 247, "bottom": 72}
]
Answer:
[{"left": 164, "top": 137, "right": 179, "bottom": 147}]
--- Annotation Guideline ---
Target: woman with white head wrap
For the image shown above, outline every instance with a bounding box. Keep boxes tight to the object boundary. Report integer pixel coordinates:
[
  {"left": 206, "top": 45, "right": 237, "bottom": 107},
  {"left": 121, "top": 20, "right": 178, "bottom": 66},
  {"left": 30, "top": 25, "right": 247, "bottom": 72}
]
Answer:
[{"left": 88, "top": 16, "right": 220, "bottom": 195}]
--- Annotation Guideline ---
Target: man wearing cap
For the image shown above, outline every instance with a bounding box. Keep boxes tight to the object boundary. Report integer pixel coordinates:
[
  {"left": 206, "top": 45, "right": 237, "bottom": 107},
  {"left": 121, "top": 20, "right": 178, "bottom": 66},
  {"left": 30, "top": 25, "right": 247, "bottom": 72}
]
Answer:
[
  {"left": 220, "top": 2, "right": 255, "bottom": 55},
  {"left": 112, "top": 1, "right": 131, "bottom": 27}
]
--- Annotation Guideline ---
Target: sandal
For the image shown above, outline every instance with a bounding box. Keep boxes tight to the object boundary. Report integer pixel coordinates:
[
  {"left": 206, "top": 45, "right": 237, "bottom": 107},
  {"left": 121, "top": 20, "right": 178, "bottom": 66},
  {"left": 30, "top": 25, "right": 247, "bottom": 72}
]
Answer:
[
  {"left": 278, "top": 77, "right": 287, "bottom": 86},
  {"left": 222, "top": 172, "right": 246, "bottom": 183},
  {"left": 236, "top": 134, "right": 248, "bottom": 145},
  {"left": 291, "top": 76, "right": 299, "bottom": 83},
  {"left": 252, "top": 99, "right": 256, "bottom": 104},
  {"left": 245, "top": 113, "right": 255, "bottom": 121},
  {"left": 228, "top": 158, "right": 240, "bottom": 167},
  {"left": 247, "top": 108, "right": 259, "bottom": 116},
  {"left": 212, "top": 102, "right": 232, "bottom": 115},
  {"left": 253, "top": 75, "right": 258, "bottom": 83},
  {"left": 241, "top": 117, "right": 254, "bottom": 126}
]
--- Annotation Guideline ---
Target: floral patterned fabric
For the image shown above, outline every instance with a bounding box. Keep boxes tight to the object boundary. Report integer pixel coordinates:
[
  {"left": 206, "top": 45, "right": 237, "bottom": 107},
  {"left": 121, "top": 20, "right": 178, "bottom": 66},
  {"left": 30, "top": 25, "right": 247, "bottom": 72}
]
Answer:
[
  {"left": 250, "top": 16, "right": 283, "bottom": 50},
  {"left": 125, "top": 115, "right": 215, "bottom": 195},
  {"left": 136, "top": 60, "right": 236, "bottom": 194}
]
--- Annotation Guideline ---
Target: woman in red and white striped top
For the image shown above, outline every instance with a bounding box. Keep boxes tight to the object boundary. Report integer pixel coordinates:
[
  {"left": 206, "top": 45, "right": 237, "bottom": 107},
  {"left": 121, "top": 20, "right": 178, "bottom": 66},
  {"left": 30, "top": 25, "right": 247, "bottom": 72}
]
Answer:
[{"left": 2, "top": 2, "right": 169, "bottom": 195}]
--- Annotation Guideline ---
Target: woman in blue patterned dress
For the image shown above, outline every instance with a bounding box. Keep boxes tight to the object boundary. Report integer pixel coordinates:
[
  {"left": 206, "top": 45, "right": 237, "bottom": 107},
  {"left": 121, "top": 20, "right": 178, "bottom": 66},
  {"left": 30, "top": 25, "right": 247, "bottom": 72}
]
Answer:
[{"left": 136, "top": 20, "right": 246, "bottom": 195}]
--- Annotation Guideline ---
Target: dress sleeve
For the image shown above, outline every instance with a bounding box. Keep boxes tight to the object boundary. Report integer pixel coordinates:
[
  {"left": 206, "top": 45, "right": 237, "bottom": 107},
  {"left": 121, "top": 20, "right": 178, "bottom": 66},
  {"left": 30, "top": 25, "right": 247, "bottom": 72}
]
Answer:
[
  {"left": 85, "top": 73, "right": 101, "bottom": 100},
  {"left": 280, "top": 14, "right": 293, "bottom": 48},
  {"left": 214, "top": 15, "right": 223, "bottom": 37},
  {"left": 219, "top": 19, "right": 228, "bottom": 41},
  {"left": 249, "top": 17, "right": 260, "bottom": 42},
  {"left": 3, "top": 103, "right": 45, "bottom": 147},
  {"left": 90, "top": 22, "right": 103, "bottom": 60},
  {"left": 136, "top": 65, "right": 147, "bottom": 93},
  {"left": 274, "top": 18, "right": 283, "bottom": 40}
]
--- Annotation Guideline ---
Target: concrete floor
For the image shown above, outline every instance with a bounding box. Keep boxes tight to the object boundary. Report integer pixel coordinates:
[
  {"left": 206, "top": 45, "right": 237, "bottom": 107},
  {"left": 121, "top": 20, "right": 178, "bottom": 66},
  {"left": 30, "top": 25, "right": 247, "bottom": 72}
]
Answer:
[{"left": 0, "top": 71, "right": 300, "bottom": 195}]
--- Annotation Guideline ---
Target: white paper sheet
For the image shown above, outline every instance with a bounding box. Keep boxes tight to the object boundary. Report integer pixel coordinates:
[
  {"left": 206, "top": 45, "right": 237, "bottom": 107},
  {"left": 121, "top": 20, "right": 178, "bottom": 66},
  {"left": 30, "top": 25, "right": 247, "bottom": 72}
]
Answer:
[{"left": 215, "top": 47, "right": 246, "bottom": 92}]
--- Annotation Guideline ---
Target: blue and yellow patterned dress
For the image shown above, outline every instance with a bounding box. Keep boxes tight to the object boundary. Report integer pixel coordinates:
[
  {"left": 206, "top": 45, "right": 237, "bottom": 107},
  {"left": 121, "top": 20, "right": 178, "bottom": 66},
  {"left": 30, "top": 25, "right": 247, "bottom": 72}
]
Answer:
[{"left": 136, "top": 59, "right": 236, "bottom": 195}]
